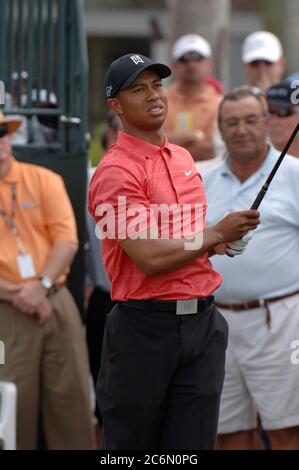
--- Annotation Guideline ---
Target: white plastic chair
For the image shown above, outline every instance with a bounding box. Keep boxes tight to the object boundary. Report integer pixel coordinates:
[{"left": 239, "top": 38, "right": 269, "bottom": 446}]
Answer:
[{"left": 0, "top": 381, "right": 17, "bottom": 450}]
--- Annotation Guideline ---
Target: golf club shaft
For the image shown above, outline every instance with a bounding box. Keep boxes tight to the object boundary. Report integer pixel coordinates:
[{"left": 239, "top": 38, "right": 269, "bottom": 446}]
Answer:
[
  {"left": 227, "top": 120, "right": 299, "bottom": 258},
  {"left": 251, "top": 119, "right": 299, "bottom": 210}
]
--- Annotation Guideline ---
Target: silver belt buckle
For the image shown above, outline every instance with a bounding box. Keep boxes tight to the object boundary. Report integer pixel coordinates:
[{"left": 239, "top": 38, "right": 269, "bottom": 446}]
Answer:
[{"left": 176, "top": 299, "right": 198, "bottom": 315}]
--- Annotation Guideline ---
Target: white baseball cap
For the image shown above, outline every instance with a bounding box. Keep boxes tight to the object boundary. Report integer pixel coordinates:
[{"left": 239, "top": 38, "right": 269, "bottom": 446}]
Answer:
[
  {"left": 242, "top": 31, "right": 283, "bottom": 64},
  {"left": 172, "top": 34, "right": 211, "bottom": 60}
]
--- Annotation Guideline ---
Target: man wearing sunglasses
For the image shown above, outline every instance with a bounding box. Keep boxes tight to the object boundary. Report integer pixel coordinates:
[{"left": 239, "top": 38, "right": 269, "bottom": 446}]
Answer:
[
  {"left": 164, "top": 34, "right": 223, "bottom": 163},
  {"left": 267, "top": 79, "right": 299, "bottom": 158},
  {"left": 0, "top": 112, "right": 95, "bottom": 449},
  {"left": 242, "top": 31, "right": 286, "bottom": 92}
]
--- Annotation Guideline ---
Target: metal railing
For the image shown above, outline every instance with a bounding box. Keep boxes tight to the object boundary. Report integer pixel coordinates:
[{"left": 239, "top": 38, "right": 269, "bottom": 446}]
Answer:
[
  {"left": 0, "top": 0, "right": 89, "bottom": 314},
  {"left": 0, "top": 0, "right": 88, "bottom": 153}
]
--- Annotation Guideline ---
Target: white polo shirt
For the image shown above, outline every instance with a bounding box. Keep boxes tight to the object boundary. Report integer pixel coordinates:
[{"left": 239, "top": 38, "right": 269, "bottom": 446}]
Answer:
[{"left": 202, "top": 145, "right": 299, "bottom": 302}]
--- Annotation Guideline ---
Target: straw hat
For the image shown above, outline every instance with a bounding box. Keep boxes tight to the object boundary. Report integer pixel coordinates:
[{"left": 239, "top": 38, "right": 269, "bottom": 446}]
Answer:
[{"left": 0, "top": 111, "right": 22, "bottom": 134}]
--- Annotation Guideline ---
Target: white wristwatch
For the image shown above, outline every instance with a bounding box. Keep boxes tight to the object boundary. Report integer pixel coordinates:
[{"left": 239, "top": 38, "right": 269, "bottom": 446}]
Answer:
[{"left": 39, "top": 276, "right": 53, "bottom": 292}]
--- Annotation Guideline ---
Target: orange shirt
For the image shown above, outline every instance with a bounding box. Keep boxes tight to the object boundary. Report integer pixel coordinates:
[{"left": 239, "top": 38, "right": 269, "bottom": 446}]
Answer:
[
  {"left": 88, "top": 131, "right": 221, "bottom": 301},
  {"left": 164, "top": 81, "right": 222, "bottom": 158},
  {"left": 0, "top": 157, "right": 77, "bottom": 284}
]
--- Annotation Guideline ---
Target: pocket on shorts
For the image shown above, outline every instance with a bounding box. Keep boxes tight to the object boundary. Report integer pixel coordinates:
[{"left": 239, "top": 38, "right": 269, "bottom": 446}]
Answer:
[
  {"left": 282, "top": 295, "right": 299, "bottom": 320},
  {"left": 282, "top": 296, "right": 299, "bottom": 335},
  {"left": 269, "top": 294, "right": 299, "bottom": 333}
]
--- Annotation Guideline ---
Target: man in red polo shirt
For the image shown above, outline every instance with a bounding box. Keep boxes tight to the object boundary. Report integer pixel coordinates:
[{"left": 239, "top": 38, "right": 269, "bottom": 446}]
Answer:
[{"left": 88, "top": 53, "right": 260, "bottom": 450}]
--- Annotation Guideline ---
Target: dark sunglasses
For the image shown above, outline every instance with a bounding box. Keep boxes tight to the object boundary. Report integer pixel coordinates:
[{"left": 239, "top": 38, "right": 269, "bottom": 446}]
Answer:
[
  {"left": 178, "top": 52, "right": 205, "bottom": 63},
  {"left": 0, "top": 125, "right": 9, "bottom": 138},
  {"left": 268, "top": 105, "right": 296, "bottom": 118}
]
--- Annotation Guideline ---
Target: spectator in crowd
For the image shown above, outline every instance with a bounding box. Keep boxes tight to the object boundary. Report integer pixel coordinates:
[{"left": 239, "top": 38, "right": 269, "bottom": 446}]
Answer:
[
  {"left": 266, "top": 79, "right": 299, "bottom": 157},
  {"left": 163, "top": 34, "right": 224, "bottom": 162},
  {"left": 242, "top": 31, "right": 286, "bottom": 92},
  {"left": 0, "top": 112, "right": 95, "bottom": 450},
  {"left": 89, "top": 53, "right": 259, "bottom": 450},
  {"left": 99, "top": 110, "right": 121, "bottom": 152},
  {"left": 202, "top": 87, "right": 299, "bottom": 450}
]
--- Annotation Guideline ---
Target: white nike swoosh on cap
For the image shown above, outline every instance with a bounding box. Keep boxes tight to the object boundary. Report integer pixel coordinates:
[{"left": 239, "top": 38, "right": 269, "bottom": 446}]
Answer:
[{"left": 185, "top": 170, "right": 192, "bottom": 176}]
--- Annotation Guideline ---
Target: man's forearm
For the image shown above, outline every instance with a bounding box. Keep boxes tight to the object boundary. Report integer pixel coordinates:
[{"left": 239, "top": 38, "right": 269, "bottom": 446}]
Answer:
[
  {"left": 120, "top": 210, "right": 260, "bottom": 275},
  {"left": 41, "top": 240, "right": 78, "bottom": 282},
  {"left": 121, "top": 227, "right": 222, "bottom": 276},
  {"left": 144, "top": 227, "right": 222, "bottom": 274}
]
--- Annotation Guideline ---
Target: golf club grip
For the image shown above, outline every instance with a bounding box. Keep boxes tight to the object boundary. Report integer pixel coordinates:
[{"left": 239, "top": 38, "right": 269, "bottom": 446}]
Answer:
[
  {"left": 227, "top": 187, "right": 266, "bottom": 257},
  {"left": 227, "top": 189, "right": 266, "bottom": 257}
]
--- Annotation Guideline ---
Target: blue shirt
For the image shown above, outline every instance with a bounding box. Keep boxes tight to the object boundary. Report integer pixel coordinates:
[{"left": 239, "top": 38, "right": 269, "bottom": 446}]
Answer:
[{"left": 202, "top": 146, "right": 299, "bottom": 302}]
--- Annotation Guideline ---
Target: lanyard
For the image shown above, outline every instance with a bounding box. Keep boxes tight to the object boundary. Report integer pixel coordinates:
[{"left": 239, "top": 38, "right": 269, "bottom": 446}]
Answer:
[{"left": 0, "top": 184, "right": 26, "bottom": 255}]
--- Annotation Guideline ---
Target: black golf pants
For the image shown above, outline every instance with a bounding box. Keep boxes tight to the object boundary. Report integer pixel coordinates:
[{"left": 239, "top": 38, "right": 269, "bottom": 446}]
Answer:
[{"left": 96, "top": 302, "right": 228, "bottom": 450}]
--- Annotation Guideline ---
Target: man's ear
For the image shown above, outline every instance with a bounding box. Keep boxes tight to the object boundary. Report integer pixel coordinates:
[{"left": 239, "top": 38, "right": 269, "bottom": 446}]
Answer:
[{"left": 108, "top": 97, "right": 122, "bottom": 116}]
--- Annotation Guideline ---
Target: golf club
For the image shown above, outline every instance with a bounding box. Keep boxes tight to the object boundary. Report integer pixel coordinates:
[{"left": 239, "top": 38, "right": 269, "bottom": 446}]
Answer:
[
  {"left": 251, "top": 119, "right": 299, "bottom": 210},
  {"left": 227, "top": 119, "right": 299, "bottom": 257}
]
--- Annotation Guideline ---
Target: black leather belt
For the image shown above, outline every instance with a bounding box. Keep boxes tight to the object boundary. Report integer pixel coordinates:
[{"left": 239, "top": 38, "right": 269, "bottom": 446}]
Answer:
[{"left": 122, "top": 296, "right": 214, "bottom": 314}]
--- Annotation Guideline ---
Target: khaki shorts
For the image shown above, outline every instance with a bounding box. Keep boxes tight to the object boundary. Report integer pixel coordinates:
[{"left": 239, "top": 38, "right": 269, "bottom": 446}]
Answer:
[{"left": 217, "top": 294, "right": 299, "bottom": 433}]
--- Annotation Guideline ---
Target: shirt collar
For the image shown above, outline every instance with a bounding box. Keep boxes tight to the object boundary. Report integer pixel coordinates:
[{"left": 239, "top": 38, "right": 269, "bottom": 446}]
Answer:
[
  {"left": 117, "top": 131, "right": 172, "bottom": 159},
  {"left": 1, "top": 156, "right": 20, "bottom": 183},
  {"left": 221, "top": 145, "right": 276, "bottom": 178}
]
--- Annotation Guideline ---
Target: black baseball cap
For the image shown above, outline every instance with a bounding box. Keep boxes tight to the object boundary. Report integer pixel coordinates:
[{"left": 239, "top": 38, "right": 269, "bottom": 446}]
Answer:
[
  {"left": 266, "top": 80, "right": 295, "bottom": 108},
  {"left": 104, "top": 53, "right": 172, "bottom": 99}
]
